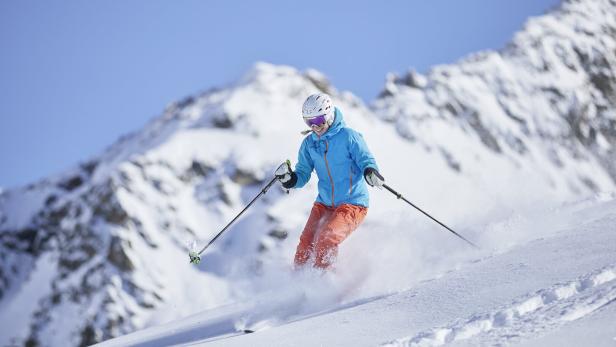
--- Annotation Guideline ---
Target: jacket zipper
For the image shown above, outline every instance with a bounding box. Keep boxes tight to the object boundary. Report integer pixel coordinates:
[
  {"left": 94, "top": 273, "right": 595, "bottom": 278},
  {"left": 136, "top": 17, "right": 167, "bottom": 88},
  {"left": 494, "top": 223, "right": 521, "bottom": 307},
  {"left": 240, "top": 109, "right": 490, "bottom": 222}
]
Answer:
[{"left": 323, "top": 140, "right": 335, "bottom": 208}]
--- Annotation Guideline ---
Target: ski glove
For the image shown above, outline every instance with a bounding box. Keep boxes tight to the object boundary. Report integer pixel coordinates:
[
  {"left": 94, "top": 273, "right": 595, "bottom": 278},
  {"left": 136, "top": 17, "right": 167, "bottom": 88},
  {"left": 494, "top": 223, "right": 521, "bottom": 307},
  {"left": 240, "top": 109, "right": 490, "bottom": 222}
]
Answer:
[
  {"left": 364, "top": 167, "right": 385, "bottom": 188},
  {"left": 275, "top": 160, "right": 297, "bottom": 189}
]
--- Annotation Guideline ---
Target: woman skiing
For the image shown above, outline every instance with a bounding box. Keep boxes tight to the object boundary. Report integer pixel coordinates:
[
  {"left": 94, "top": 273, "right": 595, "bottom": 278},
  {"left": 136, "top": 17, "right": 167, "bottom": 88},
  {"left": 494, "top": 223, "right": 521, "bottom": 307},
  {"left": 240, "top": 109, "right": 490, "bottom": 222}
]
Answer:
[{"left": 275, "top": 93, "right": 385, "bottom": 269}]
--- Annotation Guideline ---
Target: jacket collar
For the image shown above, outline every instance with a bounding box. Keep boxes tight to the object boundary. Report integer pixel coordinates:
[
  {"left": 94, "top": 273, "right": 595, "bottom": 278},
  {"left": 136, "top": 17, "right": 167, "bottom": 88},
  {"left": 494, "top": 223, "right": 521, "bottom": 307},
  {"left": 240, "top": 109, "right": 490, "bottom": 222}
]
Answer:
[{"left": 311, "top": 107, "right": 345, "bottom": 141}]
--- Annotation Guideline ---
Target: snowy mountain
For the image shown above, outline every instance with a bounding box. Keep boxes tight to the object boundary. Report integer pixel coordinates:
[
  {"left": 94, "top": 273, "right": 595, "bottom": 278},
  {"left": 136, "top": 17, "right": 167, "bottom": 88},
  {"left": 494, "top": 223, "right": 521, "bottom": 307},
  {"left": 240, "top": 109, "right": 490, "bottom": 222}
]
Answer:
[
  {"left": 374, "top": 0, "right": 616, "bottom": 197},
  {"left": 1, "top": 0, "right": 615, "bottom": 346}
]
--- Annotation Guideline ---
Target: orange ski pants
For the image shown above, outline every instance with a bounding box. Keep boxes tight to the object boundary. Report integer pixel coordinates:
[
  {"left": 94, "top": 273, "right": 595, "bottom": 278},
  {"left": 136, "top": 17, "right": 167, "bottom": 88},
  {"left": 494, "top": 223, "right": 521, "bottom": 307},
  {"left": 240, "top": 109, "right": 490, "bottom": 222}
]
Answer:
[{"left": 294, "top": 202, "right": 368, "bottom": 269}]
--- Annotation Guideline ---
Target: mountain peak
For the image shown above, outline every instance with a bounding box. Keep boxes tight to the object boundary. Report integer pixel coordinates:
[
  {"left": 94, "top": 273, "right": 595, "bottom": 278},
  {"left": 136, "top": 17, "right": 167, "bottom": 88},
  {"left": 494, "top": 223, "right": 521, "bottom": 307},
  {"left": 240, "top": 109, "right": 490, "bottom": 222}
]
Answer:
[
  {"left": 239, "top": 62, "right": 301, "bottom": 85},
  {"left": 239, "top": 62, "right": 336, "bottom": 95}
]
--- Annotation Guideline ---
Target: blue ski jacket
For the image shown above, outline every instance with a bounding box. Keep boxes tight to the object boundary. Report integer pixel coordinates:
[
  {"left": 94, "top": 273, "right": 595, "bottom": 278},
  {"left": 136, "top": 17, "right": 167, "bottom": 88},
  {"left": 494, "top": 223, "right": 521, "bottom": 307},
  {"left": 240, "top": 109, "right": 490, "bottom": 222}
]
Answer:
[{"left": 293, "top": 107, "right": 379, "bottom": 208}]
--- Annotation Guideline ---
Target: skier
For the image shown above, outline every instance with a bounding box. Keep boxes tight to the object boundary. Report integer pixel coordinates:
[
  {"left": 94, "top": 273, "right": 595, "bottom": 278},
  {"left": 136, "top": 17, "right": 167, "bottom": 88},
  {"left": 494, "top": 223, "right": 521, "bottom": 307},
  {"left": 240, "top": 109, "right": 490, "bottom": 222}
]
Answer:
[{"left": 275, "top": 93, "right": 385, "bottom": 269}]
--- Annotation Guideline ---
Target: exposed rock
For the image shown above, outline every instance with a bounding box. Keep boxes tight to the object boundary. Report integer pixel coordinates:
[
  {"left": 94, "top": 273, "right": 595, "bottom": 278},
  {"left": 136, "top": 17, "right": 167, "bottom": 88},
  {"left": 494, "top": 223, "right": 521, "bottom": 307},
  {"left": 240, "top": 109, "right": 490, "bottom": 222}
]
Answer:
[
  {"left": 268, "top": 228, "right": 288, "bottom": 240},
  {"left": 175, "top": 96, "right": 195, "bottom": 110},
  {"left": 231, "top": 168, "right": 262, "bottom": 186},
  {"left": 218, "top": 182, "right": 233, "bottom": 206},
  {"left": 79, "top": 325, "right": 100, "bottom": 347},
  {"left": 304, "top": 69, "right": 334, "bottom": 94},
  {"left": 81, "top": 160, "right": 99, "bottom": 177},
  {"left": 44, "top": 195, "right": 58, "bottom": 207},
  {"left": 466, "top": 110, "right": 502, "bottom": 153},
  {"left": 91, "top": 184, "right": 130, "bottom": 226},
  {"left": 107, "top": 236, "right": 134, "bottom": 272},
  {"left": 59, "top": 175, "right": 84, "bottom": 192},
  {"left": 439, "top": 148, "right": 462, "bottom": 172},
  {"left": 397, "top": 70, "right": 427, "bottom": 89},
  {"left": 212, "top": 112, "right": 233, "bottom": 128},
  {"left": 12, "top": 227, "right": 40, "bottom": 254},
  {"left": 183, "top": 160, "right": 212, "bottom": 181}
]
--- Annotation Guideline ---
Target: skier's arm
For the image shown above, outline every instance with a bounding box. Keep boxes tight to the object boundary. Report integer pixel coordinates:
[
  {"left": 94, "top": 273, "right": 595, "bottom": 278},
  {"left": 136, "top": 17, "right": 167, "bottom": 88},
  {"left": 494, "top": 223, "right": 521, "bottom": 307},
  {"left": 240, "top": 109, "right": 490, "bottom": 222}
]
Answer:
[
  {"left": 349, "top": 131, "right": 379, "bottom": 174},
  {"left": 293, "top": 138, "right": 314, "bottom": 188}
]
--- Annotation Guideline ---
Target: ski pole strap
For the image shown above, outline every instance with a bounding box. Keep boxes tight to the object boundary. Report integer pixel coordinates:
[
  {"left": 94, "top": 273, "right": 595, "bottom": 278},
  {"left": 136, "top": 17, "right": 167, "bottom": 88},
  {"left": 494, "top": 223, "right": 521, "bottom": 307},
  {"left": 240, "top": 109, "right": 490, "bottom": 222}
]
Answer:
[{"left": 382, "top": 184, "right": 480, "bottom": 250}]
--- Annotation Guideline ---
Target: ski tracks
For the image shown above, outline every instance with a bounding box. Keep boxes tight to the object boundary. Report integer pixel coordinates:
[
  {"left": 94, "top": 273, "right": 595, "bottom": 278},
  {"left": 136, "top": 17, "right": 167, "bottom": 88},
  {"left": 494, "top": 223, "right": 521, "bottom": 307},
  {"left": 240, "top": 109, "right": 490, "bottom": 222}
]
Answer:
[{"left": 382, "top": 264, "right": 616, "bottom": 347}]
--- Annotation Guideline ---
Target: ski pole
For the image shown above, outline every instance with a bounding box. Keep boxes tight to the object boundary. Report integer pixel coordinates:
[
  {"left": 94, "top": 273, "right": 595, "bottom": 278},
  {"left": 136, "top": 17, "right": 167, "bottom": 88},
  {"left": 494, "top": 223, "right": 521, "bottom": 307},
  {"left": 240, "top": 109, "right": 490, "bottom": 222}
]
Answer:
[
  {"left": 382, "top": 183, "right": 480, "bottom": 250},
  {"left": 189, "top": 176, "right": 279, "bottom": 264}
]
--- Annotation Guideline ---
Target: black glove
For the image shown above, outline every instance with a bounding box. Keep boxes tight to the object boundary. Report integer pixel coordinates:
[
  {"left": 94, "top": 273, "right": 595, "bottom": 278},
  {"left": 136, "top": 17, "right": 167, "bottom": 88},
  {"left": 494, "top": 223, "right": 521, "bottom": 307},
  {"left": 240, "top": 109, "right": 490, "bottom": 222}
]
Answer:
[
  {"left": 275, "top": 161, "right": 298, "bottom": 189},
  {"left": 364, "top": 167, "right": 384, "bottom": 188}
]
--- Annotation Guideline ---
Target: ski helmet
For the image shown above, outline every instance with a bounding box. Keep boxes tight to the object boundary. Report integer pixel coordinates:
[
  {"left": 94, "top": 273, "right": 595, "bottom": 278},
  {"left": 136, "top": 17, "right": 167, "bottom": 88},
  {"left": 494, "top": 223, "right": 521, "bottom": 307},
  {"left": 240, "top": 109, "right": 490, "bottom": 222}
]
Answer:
[{"left": 302, "top": 93, "right": 334, "bottom": 127}]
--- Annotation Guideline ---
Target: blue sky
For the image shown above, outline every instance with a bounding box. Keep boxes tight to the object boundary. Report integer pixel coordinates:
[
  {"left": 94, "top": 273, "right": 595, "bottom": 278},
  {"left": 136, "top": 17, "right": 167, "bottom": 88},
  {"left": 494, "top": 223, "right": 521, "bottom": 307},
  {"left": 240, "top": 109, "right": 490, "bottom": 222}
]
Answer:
[{"left": 0, "top": 0, "right": 560, "bottom": 189}]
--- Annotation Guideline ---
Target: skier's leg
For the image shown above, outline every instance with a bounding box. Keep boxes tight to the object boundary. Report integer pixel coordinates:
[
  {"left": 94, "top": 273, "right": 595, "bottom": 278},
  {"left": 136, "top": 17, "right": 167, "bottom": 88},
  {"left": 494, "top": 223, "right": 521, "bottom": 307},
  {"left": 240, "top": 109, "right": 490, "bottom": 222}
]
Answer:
[
  {"left": 294, "top": 203, "right": 330, "bottom": 267},
  {"left": 314, "top": 204, "right": 367, "bottom": 269}
]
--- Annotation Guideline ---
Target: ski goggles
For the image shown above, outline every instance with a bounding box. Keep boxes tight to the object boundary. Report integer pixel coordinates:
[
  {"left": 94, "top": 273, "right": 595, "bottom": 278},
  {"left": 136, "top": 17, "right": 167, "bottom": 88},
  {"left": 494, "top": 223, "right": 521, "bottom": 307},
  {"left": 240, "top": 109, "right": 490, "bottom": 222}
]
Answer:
[{"left": 304, "top": 114, "right": 327, "bottom": 127}]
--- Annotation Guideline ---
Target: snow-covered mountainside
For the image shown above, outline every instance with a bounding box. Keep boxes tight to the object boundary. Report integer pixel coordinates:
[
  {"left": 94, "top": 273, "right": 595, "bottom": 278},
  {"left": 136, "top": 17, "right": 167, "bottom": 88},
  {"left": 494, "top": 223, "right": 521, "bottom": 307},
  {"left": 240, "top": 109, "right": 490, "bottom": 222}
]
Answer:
[
  {"left": 375, "top": 0, "right": 616, "bottom": 195},
  {"left": 1, "top": 0, "right": 615, "bottom": 346}
]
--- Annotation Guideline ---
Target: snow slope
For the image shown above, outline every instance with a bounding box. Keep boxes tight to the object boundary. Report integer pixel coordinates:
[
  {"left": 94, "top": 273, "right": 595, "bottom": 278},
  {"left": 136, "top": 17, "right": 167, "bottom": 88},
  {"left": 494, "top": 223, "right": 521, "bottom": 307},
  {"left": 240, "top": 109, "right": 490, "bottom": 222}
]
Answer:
[{"left": 95, "top": 194, "right": 616, "bottom": 347}]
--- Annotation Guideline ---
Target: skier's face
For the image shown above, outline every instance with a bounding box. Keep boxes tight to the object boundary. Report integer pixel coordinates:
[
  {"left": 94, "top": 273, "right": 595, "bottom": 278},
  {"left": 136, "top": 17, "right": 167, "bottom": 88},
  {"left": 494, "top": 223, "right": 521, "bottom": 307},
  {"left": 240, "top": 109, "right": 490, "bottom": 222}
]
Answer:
[
  {"left": 312, "top": 122, "right": 329, "bottom": 136},
  {"left": 304, "top": 114, "right": 330, "bottom": 136}
]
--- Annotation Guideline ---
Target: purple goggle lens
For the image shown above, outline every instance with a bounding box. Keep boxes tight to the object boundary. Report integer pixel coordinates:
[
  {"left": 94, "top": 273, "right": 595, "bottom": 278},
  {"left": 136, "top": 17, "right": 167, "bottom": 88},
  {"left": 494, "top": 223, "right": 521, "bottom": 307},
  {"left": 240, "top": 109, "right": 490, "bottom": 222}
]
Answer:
[{"left": 305, "top": 114, "right": 327, "bottom": 127}]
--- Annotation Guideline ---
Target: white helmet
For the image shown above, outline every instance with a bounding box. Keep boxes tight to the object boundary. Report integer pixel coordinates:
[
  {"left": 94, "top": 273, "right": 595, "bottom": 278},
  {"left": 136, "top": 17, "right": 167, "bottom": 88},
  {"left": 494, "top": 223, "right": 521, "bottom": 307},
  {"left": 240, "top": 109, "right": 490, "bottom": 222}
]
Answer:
[{"left": 302, "top": 93, "right": 334, "bottom": 126}]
